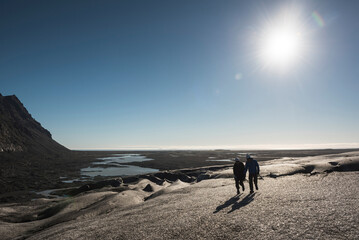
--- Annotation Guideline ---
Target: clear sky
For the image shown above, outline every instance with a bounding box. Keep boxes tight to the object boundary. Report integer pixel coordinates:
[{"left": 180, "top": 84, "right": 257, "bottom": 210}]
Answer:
[{"left": 1, "top": 0, "right": 359, "bottom": 150}]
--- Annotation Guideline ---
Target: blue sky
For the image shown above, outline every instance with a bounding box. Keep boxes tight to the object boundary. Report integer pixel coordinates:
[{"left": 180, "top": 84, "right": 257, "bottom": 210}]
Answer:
[{"left": 1, "top": 0, "right": 359, "bottom": 150}]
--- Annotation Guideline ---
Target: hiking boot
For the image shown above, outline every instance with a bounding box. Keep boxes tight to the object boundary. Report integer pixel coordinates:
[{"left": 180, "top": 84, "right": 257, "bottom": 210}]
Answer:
[
  {"left": 255, "top": 186, "right": 258, "bottom": 190},
  {"left": 237, "top": 189, "right": 240, "bottom": 194},
  {"left": 250, "top": 190, "right": 254, "bottom": 194}
]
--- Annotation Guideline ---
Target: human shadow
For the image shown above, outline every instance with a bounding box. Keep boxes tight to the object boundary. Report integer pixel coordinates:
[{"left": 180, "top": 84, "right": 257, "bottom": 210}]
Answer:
[
  {"left": 213, "top": 193, "right": 242, "bottom": 213},
  {"left": 227, "top": 193, "right": 256, "bottom": 213},
  {"left": 213, "top": 192, "right": 257, "bottom": 214}
]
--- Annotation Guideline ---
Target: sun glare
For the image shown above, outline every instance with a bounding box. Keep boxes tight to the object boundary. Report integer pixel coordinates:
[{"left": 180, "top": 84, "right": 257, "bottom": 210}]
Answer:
[
  {"left": 263, "top": 28, "right": 301, "bottom": 64},
  {"left": 260, "top": 26, "right": 303, "bottom": 71},
  {"left": 256, "top": 8, "right": 307, "bottom": 72}
]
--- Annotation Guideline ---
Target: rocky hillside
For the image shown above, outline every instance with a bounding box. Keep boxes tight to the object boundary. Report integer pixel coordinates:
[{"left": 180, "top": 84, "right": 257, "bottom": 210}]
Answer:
[{"left": 0, "top": 94, "right": 68, "bottom": 154}]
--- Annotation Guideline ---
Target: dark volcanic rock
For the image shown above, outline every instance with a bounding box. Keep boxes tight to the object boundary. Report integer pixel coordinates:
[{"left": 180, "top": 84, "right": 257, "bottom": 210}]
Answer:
[
  {"left": 141, "top": 175, "right": 165, "bottom": 185},
  {"left": 70, "top": 178, "right": 123, "bottom": 196},
  {"left": 143, "top": 184, "right": 154, "bottom": 192},
  {"left": 154, "top": 171, "right": 194, "bottom": 183},
  {"left": 0, "top": 94, "right": 68, "bottom": 154}
]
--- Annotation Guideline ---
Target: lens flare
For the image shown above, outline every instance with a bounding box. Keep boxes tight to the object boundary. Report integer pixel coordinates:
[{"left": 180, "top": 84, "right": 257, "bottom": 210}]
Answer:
[{"left": 312, "top": 11, "right": 325, "bottom": 27}]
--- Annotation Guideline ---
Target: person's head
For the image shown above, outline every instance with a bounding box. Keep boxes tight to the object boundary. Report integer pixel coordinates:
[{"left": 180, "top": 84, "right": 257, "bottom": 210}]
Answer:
[
  {"left": 235, "top": 157, "right": 240, "bottom": 162},
  {"left": 246, "top": 154, "right": 252, "bottom": 161}
]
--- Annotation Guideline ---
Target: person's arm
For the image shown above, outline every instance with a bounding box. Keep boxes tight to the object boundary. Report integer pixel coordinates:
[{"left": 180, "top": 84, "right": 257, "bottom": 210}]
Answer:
[{"left": 256, "top": 161, "right": 260, "bottom": 174}]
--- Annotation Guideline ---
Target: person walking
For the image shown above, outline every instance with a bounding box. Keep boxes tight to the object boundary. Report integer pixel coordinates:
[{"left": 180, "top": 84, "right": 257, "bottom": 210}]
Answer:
[
  {"left": 244, "top": 154, "right": 260, "bottom": 193},
  {"left": 233, "top": 157, "right": 245, "bottom": 194}
]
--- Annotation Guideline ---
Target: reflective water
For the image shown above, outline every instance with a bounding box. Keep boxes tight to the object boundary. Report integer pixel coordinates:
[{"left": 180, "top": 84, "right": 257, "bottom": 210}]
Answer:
[
  {"left": 34, "top": 189, "right": 64, "bottom": 199},
  {"left": 80, "top": 154, "right": 158, "bottom": 177},
  {"left": 96, "top": 153, "right": 152, "bottom": 164},
  {"left": 81, "top": 165, "right": 158, "bottom": 177},
  {"left": 62, "top": 178, "right": 90, "bottom": 183},
  {"left": 206, "top": 159, "right": 233, "bottom": 162}
]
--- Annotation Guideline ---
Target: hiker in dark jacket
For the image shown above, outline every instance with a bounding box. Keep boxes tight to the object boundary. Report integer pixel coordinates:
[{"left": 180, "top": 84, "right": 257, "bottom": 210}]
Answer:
[
  {"left": 233, "top": 157, "right": 245, "bottom": 194},
  {"left": 244, "top": 154, "right": 260, "bottom": 193}
]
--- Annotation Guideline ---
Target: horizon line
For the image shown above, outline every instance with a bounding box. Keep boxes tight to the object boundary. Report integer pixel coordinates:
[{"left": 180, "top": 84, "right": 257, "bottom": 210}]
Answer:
[{"left": 71, "top": 143, "right": 359, "bottom": 151}]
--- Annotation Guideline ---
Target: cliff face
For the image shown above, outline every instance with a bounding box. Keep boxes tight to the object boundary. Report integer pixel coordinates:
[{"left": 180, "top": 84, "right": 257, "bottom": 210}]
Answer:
[{"left": 0, "top": 94, "right": 68, "bottom": 154}]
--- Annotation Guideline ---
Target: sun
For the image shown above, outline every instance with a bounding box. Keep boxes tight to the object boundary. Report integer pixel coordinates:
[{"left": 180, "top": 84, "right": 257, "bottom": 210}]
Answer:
[
  {"left": 264, "top": 28, "right": 301, "bottom": 63},
  {"left": 260, "top": 26, "right": 303, "bottom": 70},
  {"left": 254, "top": 7, "right": 308, "bottom": 73}
]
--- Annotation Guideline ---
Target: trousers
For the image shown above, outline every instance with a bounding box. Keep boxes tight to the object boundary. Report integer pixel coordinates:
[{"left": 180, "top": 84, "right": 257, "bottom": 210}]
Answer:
[
  {"left": 249, "top": 173, "right": 258, "bottom": 192},
  {"left": 235, "top": 177, "right": 245, "bottom": 192}
]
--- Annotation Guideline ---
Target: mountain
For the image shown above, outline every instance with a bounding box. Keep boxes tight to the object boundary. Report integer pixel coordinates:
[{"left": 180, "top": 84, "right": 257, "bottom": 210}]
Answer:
[{"left": 0, "top": 93, "right": 69, "bottom": 154}]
